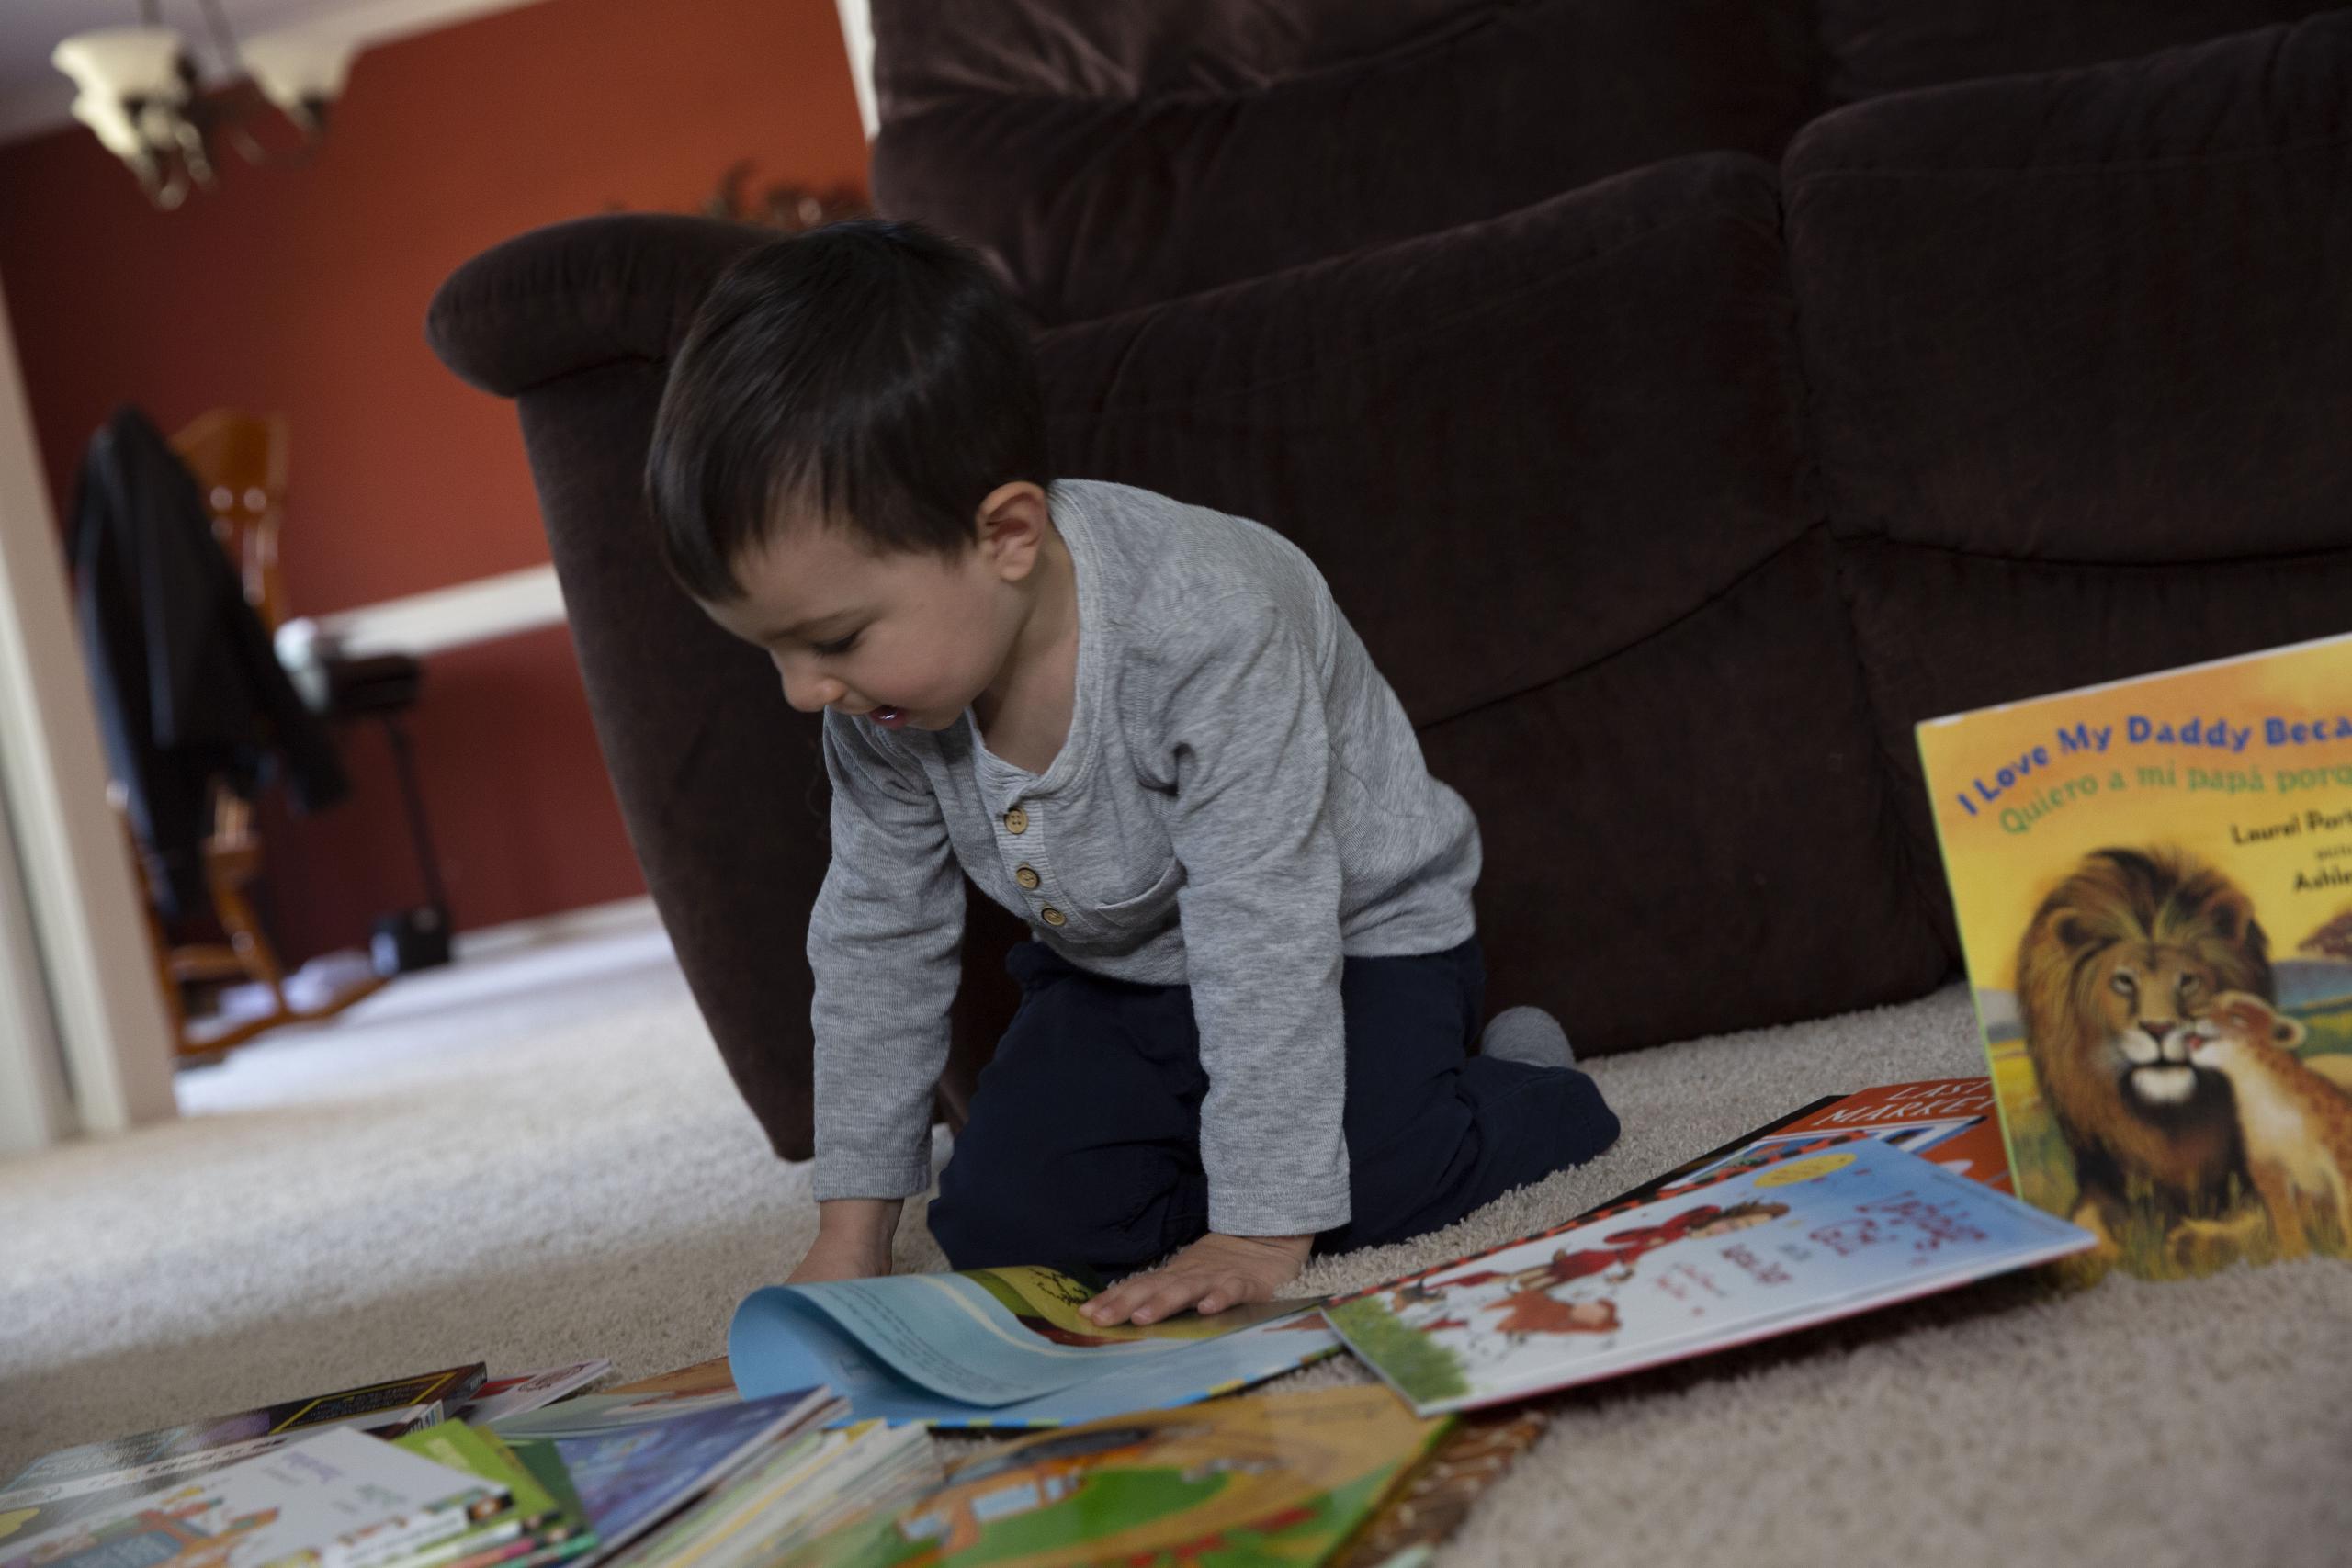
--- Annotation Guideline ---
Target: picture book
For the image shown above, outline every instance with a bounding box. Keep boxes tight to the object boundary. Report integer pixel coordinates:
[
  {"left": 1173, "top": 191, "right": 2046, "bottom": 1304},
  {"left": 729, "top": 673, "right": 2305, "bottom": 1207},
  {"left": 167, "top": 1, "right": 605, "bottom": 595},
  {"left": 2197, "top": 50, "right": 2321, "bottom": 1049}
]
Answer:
[
  {"left": 727, "top": 1266, "right": 1340, "bottom": 1429},
  {"left": 1916, "top": 631, "right": 2352, "bottom": 1275},
  {"left": 1, "top": 1368, "right": 483, "bottom": 1496},
  {"left": 0, "top": 1427, "right": 507, "bottom": 1568},
  {"left": 1596, "top": 1078, "right": 2011, "bottom": 1215},
  {"left": 540, "top": 1387, "right": 840, "bottom": 1564},
  {"left": 1323, "top": 1407, "right": 1550, "bottom": 1568},
  {"left": 392, "top": 1423, "right": 594, "bottom": 1568},
  {"left": 490, "top": 1378, "right": 739, "bottom": 1444},
  {"left": 1325, "top": 1137, "right": 2095, "bottom": 1416},
  {"left": 592, "top": 1366, "right": 732, "bottom": 1401},
  {"left": 501, "top": 1382, "right": 738, "bottom": 1448},
  {"left": 447, "top": 1366, "right": 614, "bottom": 1428},
  {"left": 773, "top": 1386, "right": 1450, "bottom": 1568},
  {"left": 600, "top": 1421, "right": 939, "bottom": 1568},
  {"left": 0, "top": 1367, "right": 485, "bottom": 1548}
]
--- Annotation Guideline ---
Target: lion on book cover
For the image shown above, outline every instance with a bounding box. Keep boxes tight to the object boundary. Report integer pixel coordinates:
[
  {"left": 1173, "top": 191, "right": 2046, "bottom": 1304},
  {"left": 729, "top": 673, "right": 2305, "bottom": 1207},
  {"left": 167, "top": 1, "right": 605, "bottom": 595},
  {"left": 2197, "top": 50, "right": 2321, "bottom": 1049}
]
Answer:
[{"left": 2015, "top": 844, "right": 2273, "bottom": 1264}]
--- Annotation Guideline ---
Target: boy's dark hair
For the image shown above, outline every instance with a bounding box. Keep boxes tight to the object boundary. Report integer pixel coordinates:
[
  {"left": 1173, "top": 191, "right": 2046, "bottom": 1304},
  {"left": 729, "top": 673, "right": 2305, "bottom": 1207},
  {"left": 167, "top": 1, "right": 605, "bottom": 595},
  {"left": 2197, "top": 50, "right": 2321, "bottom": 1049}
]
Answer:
[{"left": 646, "top": 220, "right": 1048, "bottom": 603}]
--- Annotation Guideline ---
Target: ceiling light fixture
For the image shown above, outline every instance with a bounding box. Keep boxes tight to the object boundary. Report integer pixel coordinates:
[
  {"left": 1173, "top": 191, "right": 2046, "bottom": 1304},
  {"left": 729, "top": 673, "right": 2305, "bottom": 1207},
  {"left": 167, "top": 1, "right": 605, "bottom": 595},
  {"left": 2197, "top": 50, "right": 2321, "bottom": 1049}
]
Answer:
[{"left": 51, "top": 1, "right": 355, "bottom": 209}]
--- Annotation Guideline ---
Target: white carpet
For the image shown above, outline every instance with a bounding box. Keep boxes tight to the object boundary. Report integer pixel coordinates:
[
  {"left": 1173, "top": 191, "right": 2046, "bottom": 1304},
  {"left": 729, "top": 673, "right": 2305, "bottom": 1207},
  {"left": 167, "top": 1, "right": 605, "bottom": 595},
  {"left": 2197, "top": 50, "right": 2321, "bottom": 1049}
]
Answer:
[{"left": 5, "top": 930, "right": 2349, "bottom": 1567}]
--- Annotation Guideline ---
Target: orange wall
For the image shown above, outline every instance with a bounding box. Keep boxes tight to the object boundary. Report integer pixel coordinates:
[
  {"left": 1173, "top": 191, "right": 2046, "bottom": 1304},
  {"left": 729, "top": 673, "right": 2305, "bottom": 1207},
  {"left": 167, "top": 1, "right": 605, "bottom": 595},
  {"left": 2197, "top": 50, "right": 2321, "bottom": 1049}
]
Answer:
[{"left": 0, "top": 0, "right": 868, "bottom": 962}]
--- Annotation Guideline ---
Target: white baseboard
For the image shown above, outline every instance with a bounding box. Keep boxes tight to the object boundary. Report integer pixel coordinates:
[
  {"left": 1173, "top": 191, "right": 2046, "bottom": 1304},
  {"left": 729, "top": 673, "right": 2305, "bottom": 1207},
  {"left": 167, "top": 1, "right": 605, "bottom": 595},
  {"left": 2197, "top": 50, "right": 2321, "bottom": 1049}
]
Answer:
[{"left": 453, "top": 895, "right": 666, "bottom": 962}]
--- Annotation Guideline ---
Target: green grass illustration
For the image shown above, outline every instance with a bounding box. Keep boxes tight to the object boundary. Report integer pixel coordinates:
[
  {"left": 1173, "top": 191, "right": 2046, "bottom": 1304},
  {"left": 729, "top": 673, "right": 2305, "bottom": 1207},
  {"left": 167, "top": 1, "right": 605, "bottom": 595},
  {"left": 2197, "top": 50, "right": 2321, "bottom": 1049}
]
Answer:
[{"left": 1327, "top": 1297, "right": 1470, "bottom": 1406}]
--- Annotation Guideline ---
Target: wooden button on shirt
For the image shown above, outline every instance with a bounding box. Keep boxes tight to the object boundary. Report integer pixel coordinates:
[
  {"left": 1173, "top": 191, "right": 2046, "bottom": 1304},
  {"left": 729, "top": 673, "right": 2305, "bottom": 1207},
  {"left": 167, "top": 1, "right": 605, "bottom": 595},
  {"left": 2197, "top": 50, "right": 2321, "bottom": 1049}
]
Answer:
[
  {"left": 1015, "top": 865, "right": 1040, "bottom": 889},
  {"left": 1040, "top": 907, "right": 1067, "bottom": 926},
  {"left": 1004, "top": 807, "right": 1029, "bottom": 833}
]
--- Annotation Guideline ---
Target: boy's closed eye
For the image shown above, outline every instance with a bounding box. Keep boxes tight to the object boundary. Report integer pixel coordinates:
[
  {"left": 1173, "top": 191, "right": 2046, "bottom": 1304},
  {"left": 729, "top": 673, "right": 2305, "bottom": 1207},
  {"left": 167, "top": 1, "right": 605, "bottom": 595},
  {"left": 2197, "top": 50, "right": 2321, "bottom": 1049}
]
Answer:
[{"left": 812, "top": 631, "right": 861, "bottom": 657}]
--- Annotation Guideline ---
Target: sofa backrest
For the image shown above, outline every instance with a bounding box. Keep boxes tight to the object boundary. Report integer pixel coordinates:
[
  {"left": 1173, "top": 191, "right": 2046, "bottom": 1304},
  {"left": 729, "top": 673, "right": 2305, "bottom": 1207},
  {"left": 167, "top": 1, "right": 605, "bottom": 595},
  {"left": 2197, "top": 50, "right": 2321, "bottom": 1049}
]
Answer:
[
  {"left": 1787, "top": 8, "right": 2352, "bottom": 954},
  {"left": 1027, "top": 151, "right": 1951, "bottom": 1051},
  {"left": 1815, "top": 0, "right": 2335, "bottom": 102},
  {"left": 869, "top": 0, "right": 2342, "bottom": 325},
  {"left": 870, "top": 0, "right": 1823, "bottom": 325}
]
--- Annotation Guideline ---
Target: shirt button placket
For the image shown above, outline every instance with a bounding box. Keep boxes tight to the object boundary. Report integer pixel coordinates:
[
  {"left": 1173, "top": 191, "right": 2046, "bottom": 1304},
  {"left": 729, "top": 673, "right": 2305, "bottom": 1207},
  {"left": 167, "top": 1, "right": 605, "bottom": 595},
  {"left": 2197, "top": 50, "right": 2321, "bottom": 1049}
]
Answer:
[{"left": 1002, "top": 802, "right": 1059, "bottom": 928}]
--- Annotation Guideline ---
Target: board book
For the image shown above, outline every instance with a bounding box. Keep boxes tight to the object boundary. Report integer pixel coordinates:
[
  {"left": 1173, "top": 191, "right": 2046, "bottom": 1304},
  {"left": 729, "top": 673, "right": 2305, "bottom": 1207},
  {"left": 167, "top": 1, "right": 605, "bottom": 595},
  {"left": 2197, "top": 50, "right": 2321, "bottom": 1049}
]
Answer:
[
  {"left": 1916, "top": 631, "right": 2352, "bottom": 1274},
  {"left": 727, "top": 1265, "right": 1338, "bottom": 1429},
  {"left": 1324, "top": 1137, "right": 2093, "bottom": 1416}
]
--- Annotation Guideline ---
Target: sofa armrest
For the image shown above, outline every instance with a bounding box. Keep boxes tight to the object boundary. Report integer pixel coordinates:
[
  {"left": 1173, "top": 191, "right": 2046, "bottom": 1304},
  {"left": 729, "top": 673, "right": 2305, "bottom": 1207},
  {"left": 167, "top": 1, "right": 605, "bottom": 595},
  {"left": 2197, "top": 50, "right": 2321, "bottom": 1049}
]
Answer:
[{"left": 427, "top": 213, "right": 773, "bottom": 398}]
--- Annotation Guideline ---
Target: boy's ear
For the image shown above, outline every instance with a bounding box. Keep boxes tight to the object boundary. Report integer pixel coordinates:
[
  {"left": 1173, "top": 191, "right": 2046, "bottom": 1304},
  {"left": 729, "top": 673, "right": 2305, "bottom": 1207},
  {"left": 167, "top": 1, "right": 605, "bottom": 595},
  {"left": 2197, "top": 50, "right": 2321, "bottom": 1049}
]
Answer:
[{"left": 973, "top": 482, "right": 1052, "bottom": 579}]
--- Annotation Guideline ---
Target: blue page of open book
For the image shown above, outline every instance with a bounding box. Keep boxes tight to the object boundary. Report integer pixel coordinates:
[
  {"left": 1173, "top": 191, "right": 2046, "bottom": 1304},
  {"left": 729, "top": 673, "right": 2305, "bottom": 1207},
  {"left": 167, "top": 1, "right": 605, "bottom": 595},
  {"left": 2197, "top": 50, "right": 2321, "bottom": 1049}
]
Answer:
[{"left": 728, "top": 1272, "right": 1339, "bottom": 1429}]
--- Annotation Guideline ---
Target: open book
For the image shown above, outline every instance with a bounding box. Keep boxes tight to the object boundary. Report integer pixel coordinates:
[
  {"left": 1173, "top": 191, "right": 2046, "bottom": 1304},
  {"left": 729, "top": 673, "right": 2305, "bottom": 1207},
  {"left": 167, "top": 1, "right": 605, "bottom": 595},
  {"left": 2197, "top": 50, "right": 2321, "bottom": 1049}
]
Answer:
[
  {"left": 727, "top": 1265, "right": 1338, "bottom": 1428},
  {"left": 1325, "top": 1137, "right": 2092, "bottom": 1416}
]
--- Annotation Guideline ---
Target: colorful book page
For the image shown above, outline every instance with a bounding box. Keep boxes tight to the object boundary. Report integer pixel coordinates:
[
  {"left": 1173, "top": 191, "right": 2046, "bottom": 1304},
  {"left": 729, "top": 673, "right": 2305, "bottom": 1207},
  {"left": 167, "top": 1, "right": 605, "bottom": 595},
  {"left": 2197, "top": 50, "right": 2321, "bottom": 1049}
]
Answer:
[
  {"left": 729, "top": 1267, "right": 1338, "bottom": 1429},
  {"left": 548, "top": 1389, "right": 831, "bottom": 1562},
  {"left": 1327, "top": 1139, "right": 2093, "bottom": 1416},
  {"left": 775, "top": 1387, "right": 1448, "bottom": 1568},
  {"left": 0, "top": 1428, "right": 501, "bottom": 1568}
]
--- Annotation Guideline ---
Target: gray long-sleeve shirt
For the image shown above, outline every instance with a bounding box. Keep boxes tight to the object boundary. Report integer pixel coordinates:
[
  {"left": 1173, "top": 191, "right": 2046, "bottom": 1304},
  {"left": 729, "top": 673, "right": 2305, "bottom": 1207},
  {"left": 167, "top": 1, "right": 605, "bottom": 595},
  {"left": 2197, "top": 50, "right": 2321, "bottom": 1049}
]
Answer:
[{"left": 807, "top": 479, "right": 1480, "bottom": 1234}]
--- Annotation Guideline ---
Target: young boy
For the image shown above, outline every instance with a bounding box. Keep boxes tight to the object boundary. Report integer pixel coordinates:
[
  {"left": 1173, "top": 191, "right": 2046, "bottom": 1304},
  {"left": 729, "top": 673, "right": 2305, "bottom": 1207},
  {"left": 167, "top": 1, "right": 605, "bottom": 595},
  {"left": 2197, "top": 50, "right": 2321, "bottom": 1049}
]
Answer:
[{"left": 646, "top": 220, "right": 1619, "bottom": 1328}]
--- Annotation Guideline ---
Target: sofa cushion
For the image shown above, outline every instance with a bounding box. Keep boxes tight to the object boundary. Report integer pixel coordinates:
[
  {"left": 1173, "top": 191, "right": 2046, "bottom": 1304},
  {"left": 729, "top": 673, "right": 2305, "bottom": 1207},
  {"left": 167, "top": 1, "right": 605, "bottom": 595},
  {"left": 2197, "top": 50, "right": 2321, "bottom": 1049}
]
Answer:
[
  {"left": 1786, "top": 11, "right": 2352, "bottom": 951},
  {"left": 1817, "top": 0, "right": 2343, "bottom": 103},
  {"left": 1037, "top": 153, "right": 1814, "bottom": 729},
  {"left": 871, "top": 0, "right": 1822, "bottom": 324},
  {"left": 872, "top": 0, "right": 1478, "bottom": 120},
  {"left": 1033, "top": 152, "right": 1945, "bottom": 1047},
  {"left": 1420, "top": 529, "right": 1951, "bottom": 1051},
  {"left": 1788, "top": 10, "right": 2352, "bottom": 566}
]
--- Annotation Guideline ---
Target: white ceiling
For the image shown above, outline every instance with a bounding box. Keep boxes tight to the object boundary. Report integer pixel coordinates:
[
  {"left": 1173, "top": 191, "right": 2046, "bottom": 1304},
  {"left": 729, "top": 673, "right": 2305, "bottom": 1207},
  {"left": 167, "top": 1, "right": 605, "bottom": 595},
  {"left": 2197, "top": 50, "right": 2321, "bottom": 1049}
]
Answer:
[{"left": 0, "top": 0, "right": 553, "bottom": 144}]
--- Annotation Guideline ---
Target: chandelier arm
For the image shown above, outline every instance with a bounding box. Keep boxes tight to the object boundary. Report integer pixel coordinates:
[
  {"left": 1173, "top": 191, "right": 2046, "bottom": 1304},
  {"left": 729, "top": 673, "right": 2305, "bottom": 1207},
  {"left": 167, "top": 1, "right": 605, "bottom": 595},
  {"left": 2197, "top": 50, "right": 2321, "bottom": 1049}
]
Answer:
[{"left": 196, "top": 0, "right": 245, "bottom": 82}]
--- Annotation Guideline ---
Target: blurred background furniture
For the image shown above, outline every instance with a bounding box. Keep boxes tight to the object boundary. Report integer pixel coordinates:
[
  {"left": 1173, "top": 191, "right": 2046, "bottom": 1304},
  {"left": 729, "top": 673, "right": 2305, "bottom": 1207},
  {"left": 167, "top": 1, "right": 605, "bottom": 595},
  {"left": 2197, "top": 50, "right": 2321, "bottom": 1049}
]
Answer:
[
  {"left": 427, "top": 1, "right": 2352, "bottom": 1159},
  {"left": 174, "top": 410, "right": 459, "bottom": 994},
  {"left": 71, "top": 403, "right": 361, "bottom": 1055}
]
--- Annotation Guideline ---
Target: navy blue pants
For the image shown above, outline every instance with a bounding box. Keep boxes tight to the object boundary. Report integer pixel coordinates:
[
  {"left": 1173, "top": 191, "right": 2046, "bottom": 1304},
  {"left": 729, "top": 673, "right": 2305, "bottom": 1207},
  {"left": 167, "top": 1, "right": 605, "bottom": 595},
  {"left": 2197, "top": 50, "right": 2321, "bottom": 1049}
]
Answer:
[{"left": 927, "top": 936, "right": 1620, "bottom": 1278}]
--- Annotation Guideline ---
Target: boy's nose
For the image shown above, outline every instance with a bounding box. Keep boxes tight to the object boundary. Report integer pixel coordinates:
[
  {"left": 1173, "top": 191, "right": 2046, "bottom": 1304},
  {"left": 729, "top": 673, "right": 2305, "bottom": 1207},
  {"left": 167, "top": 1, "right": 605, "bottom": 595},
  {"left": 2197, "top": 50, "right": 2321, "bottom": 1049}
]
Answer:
[
  {"left": 771, "top": 649, "right": 846, "bottom": 709},
  {"left": 775, "top": 664, "right": 843, "bottom": 714}
]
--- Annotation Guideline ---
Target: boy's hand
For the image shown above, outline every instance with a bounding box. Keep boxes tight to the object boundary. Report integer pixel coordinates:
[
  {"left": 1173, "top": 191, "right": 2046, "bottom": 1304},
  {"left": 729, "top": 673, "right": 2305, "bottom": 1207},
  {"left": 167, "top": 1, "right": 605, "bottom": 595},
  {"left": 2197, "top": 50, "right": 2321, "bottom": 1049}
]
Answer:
[
  {"left": 1080, "top": 1232, "right": 1313, "bottom": 1326},
  {"left": 787, "top": 1198, "right": 901, "bottom": 1285}
]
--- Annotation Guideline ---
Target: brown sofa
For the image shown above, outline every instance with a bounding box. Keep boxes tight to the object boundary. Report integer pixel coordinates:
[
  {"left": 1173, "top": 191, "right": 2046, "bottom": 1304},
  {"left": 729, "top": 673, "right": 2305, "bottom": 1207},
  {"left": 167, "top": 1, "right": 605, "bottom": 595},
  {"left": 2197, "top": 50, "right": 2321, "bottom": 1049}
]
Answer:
[{"left": 427, "top": 2, "right": 2352, "bottom": 1159}]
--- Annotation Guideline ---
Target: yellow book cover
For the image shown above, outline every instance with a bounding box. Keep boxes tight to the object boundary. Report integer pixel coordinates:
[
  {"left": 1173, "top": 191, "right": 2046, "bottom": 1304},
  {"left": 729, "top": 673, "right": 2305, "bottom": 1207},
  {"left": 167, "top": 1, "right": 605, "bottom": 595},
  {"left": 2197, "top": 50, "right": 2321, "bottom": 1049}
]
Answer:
[{"left": 1917, "top": 632, "right": 2352, "bottom": 1277}]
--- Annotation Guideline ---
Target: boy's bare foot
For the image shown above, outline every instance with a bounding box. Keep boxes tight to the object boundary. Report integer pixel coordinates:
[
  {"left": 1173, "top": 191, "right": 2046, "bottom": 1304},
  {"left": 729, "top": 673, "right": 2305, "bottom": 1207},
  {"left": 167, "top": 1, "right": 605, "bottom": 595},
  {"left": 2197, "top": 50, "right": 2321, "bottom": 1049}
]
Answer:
[{"left": 1080, "top": 1232, "right": 1313, "bottom": 1326}]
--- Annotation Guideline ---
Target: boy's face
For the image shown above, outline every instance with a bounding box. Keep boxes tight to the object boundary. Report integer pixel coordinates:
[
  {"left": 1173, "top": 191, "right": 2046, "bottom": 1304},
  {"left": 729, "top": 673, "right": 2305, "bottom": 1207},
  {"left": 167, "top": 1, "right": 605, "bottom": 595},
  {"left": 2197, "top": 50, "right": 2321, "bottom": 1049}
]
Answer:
[{"left": 700, "top": 482, "right": 1051, "bottom": 732}]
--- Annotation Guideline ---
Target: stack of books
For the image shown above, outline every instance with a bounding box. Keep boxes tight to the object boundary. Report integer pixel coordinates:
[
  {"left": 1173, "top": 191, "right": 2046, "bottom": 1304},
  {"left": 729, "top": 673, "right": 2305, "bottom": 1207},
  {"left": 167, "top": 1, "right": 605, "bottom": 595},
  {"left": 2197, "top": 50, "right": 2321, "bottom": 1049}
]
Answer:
[{"left": 4, "top": 1071, "right": 2103, "bottom": 1568}]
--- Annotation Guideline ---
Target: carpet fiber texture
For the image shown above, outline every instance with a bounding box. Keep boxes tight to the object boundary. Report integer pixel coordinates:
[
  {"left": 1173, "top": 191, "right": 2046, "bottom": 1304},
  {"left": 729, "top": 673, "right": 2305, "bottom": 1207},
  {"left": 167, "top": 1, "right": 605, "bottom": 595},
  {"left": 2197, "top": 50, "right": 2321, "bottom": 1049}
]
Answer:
[{"left": 6, "top": 936, "right": 2349, "bottom": 1565}]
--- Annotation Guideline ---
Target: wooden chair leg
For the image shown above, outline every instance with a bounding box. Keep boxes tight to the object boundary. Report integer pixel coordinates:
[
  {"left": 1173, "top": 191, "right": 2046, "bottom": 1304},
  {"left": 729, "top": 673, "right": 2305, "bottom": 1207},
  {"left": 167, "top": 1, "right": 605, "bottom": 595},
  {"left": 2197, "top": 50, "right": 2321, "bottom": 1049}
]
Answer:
[{"left": 208, "top": 865, "right": 290, "bottom": 1019}]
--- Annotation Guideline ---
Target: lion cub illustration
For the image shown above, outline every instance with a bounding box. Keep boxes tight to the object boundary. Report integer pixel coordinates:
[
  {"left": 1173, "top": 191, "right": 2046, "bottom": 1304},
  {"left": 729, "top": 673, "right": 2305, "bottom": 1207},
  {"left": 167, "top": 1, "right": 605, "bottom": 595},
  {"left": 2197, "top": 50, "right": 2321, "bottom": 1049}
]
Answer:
[{"left": 2182, "top": 991, "right": 2352, "bottom": 1258}]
